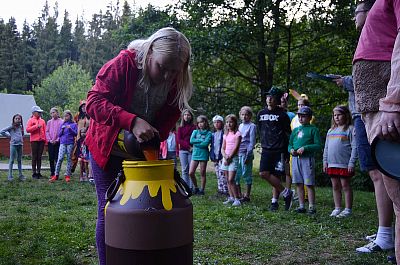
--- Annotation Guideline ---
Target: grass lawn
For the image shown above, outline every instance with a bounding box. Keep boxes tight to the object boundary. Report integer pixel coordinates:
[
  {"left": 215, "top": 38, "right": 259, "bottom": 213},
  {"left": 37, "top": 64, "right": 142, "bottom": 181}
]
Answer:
[{"left": 0, "top": 163, "right": 392, "bottom": 265}]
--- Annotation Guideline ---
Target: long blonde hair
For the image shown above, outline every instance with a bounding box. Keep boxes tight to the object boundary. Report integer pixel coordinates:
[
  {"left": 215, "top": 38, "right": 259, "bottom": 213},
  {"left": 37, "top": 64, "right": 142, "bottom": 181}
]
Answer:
[{"left": 128, "top": 27, "right": 193, "bottom": 111}]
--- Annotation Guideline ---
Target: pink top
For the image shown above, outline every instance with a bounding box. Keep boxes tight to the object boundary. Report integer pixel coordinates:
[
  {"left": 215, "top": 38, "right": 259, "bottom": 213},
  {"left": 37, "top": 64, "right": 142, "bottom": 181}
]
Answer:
[
  {"left": 353, "top": 0, "right": 400, "bottom": 63},
  {"left": 223, "top": 131, "right": 241, "bottom": 156},
  {"left": 46, "top": 118, "right": 63, "bottom": 143}
]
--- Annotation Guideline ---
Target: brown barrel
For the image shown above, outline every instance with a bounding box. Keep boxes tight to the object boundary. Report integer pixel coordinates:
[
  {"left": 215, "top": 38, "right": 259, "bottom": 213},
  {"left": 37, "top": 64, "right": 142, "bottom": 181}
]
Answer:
[{"left": 105, "top": 160, "right": 193, "bottom": 265}]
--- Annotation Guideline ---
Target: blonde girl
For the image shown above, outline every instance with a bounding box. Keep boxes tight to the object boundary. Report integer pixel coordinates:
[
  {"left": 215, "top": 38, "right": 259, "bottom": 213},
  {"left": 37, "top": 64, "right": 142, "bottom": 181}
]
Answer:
[
  {"left": 222, "top": 114, "right": 242, "bottom": 206},
  {"left": 236, "top": 106, "right": 256, "bottom": 202},
  {"left": 323, "top": 105, "right": 357, "bottom": 218},
  {"left": 85, "top": 27, "right": 193, "bottom": 265},
  {"left": 189, "top": 115, "right": 212, "bottom": 195}
]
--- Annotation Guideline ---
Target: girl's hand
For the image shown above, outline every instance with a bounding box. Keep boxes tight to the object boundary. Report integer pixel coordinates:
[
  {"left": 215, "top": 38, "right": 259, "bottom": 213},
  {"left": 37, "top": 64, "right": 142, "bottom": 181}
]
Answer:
[
  {"left": 323, "top": 163, "right": 328, "bottom": 173},
  {"left": 290, "top": 149, "right": 297, "bottom": 156},
  {"left": 131, "top": 117, "right": 159, "bottom": 143},
  {"left": 348, "top": 166, "right": 354, "bottom": 173},
  {"left": 296, "top": 147, "right": 305, "bottom": 155}
]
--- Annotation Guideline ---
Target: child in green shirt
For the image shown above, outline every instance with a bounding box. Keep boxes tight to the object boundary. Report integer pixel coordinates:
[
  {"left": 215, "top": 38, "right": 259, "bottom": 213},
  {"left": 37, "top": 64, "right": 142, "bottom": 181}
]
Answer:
[{"left": 288, "top": 106, "right": 322, "bottom": 214}]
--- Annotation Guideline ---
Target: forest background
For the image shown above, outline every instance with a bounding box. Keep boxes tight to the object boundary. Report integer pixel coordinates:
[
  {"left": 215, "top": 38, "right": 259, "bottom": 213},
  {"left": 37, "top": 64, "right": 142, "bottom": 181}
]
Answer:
[{"left": 0, "top": 0, "right": 370, "bottom": 188}]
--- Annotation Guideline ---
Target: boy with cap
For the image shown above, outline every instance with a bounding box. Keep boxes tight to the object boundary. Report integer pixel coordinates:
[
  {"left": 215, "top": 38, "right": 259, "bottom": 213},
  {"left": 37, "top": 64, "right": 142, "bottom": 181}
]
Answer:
[
  {"left": 288, "top": 106, "right": 322, "bottom": 214},
  {"left": 257, "top": 87, "right": 292, "bottom": 211}
]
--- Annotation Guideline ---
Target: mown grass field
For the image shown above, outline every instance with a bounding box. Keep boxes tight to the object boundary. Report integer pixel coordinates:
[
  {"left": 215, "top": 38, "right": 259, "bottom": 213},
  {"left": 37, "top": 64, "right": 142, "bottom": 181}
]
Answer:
[{"left": 0, "top": 161, "right": 392, "bottom": 265}]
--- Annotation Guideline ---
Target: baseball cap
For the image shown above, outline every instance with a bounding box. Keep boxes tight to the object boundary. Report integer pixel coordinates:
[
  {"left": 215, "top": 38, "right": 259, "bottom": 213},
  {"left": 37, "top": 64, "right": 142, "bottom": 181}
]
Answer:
[
  {"left": 31, "top": 106, "right": 43, "bottom": 113},
  {"left": 212, "top": 115, "right": 224, "bottom": 122},
  {"left": 266, "top": 86, "right": 284, "bottom": 99},
  {"left": 297, "top": 106, "right": 313, "bottom": 116}
]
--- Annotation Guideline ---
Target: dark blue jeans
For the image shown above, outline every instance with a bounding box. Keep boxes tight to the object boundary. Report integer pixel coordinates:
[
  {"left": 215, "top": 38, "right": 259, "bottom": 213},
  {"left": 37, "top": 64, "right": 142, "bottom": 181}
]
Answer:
[{"left": 353, "top": 116, "right": 376, "bottom": 172}]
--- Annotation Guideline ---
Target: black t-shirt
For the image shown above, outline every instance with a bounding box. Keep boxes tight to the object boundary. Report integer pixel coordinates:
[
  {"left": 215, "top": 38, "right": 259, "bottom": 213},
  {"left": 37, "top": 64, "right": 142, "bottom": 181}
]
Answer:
[{"left": 257, "top": 106, "right": 291, "bottom": 152}]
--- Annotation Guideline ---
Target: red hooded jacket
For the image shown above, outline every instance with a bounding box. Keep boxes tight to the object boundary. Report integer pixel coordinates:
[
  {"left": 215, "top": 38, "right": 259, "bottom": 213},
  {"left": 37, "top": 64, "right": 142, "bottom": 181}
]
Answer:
[{"left": 86, "top": 50, "right": 181, "bottom": 169}]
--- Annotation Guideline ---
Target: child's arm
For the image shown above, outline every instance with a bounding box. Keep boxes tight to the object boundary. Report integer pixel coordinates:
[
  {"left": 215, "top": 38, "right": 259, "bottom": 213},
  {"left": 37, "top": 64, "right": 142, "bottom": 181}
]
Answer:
[
  {"left": 25, "top": 119, "right": 36, "bottom": 133},
  {"left": 246, "top": 124, "right": 257, "bottom": 161},
  {"left": 0, "top": 126, "right": 12, "bottom": 137},
  {"left": 348, "top": 127, "right": 358, "bottom": 172},
  {"left": 288, "top": 129, "right": 297, "bottom": 155},
  {"left": 189, "top": 130, "right": 198, "bottom": 145},
  {"left": 194, "top": 131, "right": 212, "bottom": 148},
  {"left": 71, "top": 123, "right": 78, "bottom": 137},
  {"left": 323, "top": 129, "right": 330, "bottom": 173},
  {"left": 221, "top": 136, "right": 227, "bottom": 161},
  {"left": 46, "top": 121, "right": 51, "bottom": 142}
]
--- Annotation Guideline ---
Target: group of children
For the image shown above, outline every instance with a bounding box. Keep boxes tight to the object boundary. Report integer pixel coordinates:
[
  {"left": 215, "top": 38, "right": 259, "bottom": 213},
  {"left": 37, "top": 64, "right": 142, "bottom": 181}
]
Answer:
[
  {"left": 1, "top": 89, "right": 358, "bottom": 216},
  {"left": 1, "top": 101, "right": 92, "bottom": 183},
  {"left": 166, "top": 86, "right": 357, "bottom": 217}
]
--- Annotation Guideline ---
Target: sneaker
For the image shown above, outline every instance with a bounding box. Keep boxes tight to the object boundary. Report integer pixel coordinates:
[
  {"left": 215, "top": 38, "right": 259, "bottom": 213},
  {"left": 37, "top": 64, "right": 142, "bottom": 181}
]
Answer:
[
  {"left": 88, "top": 178, "right": 95, "bottom": 185},
  {"left": 283, "top": 190, "right": 293, "bottom": 210},
  {"left": 330, "top": 209, "right": 342, "bottom": 217},
  {"left": 232, "top": 199, "right": 241, "bottom": 207},
  {"left": 308, "top": 208, "right": 317, "bottom": 215},
  {"left": 193, "top": 187, "right": 200, "bottom": 195},
  {"left": 32, "top": 173, "right": 39, "bottom": 179},
  {"left": 7, "top": 176, "right": 14, "bottom": 181},
  {"left": 19, "top": 175, "right": 26, "bottom": 181},
  {"left": 387, "top": 255, "right": 397, "bottom": 264},
  {"left": 37, "top": 173, "right": 43, "bottom": 179},
  {"left": 240, "top": 196, "right": 251, "bottom": 203},
  {"left": 295, "top": 207, "right": 307, "bottom": 213},
  {"left": 269, "top": 202, "right": 279, "bottom": 211},
  {"left": 365, "top": 234, "right": 377, "bottom": 242},
  {"left": 65, "top": 176, "right": 71, "bottom": 183},
  {"left": 198, "top": 190, "right": 205, "bottom": 195},
  {"left": 49, "top": 175, "right": 58, "bottom": 183},
  {"left": 356, "top": 241, "right": 384, "bottom": 253},
  {"left": 223, "top": 197, "right": 235, "bottom": 205},
  {"left": 337, "top": 209, "right": 352, "bottom": 218}
]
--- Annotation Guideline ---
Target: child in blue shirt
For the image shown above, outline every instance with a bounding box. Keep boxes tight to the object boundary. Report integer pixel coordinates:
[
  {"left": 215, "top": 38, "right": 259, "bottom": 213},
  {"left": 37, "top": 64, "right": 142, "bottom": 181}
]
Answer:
[{"left": 189, "top": 115, "right": 212, "bottom": 195}]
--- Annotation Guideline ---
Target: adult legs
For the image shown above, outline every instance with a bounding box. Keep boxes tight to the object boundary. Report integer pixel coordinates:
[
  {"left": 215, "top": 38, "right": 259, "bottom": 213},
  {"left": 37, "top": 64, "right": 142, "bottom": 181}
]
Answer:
[{"left": 383, "top": 176, "right": 400, "bottom": 262}]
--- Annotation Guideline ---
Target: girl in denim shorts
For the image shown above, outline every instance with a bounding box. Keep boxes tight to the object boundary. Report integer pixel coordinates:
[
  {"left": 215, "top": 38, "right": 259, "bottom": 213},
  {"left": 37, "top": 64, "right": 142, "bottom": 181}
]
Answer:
[{"left": 221, "top": 114, "right": 242, "bottom": 206}]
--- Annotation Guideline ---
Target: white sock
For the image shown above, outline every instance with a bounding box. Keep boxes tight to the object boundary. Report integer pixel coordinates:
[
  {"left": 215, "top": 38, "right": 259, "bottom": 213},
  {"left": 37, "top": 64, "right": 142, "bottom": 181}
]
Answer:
[
  {"left": 280, "top": 188, "right": 289, "bottom": 197},
  {"left": 299, "top": 203, "right": 305, "bottom": 209},
  {"left": 271, "top": 198, "right": 278, "bottom": 203},
  {"left": 374, "top": 226, "right": 394, "bottom": 249}
]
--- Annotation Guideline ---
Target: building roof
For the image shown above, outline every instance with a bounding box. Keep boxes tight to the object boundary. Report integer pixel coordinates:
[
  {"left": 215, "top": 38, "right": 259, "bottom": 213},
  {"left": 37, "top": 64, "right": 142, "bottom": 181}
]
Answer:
[{"left": 0, "top": 93, "right": 37, "bottom": 134}]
